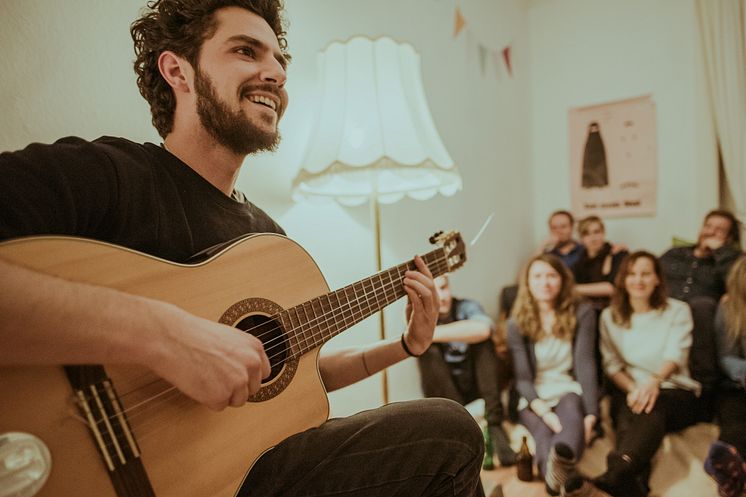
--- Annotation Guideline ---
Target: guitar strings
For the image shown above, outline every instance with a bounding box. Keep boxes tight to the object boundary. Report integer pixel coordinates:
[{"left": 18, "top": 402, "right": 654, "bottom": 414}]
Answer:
[
  {"left": 233, "top": 249, "right": 444, "bottom": 345},
  {"left": 112, "top": 253, "right": 447, "bottom": 405},
  {"left": 83, "top": 255, "right": 450, "bottom": 427},
  {"left": 253, "top": 256, "right": 449, "bottom": 361},
  {"left": 87, "top": 258, "right": 452, "bottom": 453},
  {"left": 79, "top": 254, "right": 451, "bottom": 443},
  {"left": 77, "top": 255, "right": 451, "bottom": 437}
]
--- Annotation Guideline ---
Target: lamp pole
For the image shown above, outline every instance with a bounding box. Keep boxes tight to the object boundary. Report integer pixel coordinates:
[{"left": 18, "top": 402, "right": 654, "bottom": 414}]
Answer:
[{"left": 370, "top": 192, "right": 390, "bottom": 405}]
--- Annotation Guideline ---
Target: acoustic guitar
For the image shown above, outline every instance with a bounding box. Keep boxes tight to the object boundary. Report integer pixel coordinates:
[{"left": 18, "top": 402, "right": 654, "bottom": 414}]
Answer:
[{"left": 0, "top": 231, "right": 466, "bottom": 497}]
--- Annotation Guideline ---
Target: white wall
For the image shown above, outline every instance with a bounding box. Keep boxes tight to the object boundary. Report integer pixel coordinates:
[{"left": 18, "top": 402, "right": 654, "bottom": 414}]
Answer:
[
  {"left": 528, "top": 0, "right": 718, "bottom": 254},
  {"left": 0, "top": 1, "right": 533, "bottom": 416}
]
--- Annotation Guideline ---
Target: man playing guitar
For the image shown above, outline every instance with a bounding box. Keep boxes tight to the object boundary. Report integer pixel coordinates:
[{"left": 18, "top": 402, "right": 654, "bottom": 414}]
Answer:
[{"left": 0, "top": 1, "right": 484, "bottom": 496}]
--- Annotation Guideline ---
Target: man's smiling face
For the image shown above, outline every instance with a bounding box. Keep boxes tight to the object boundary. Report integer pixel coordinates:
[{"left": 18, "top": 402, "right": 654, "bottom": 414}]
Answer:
[{"left": 193, "top": 6, "right": 289, "bottom": 155}]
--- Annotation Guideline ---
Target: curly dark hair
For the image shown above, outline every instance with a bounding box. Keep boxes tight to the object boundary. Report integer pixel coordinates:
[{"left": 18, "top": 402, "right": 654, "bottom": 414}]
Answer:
[{"left": 131, "top": 0, "right": 288, "bottom": 138}]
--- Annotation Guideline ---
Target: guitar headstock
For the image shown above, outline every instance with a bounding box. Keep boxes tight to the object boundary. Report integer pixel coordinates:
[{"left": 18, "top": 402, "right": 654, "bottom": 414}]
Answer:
[{"left": 429, "top": 231, "right": 467, "bottom": 274}]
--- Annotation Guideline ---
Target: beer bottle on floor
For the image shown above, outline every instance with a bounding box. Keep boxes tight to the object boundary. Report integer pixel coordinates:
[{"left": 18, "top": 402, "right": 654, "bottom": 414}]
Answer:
[{"left": 516, "top": 436, "right": 533, "bottom": 481}]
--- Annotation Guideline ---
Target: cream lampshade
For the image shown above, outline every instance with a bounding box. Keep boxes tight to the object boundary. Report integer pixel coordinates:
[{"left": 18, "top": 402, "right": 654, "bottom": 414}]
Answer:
[{"left": 292, "top": 36, "right": 462, "bottom": 403}]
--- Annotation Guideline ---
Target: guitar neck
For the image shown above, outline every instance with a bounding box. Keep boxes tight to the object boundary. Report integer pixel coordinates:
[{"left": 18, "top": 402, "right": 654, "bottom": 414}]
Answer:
[{"left": 279, "top": 247, "right": 449, "bottom": 356}]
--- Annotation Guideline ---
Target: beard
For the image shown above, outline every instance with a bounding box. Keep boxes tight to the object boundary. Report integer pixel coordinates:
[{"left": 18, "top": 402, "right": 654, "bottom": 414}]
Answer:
[{"left": 194, "top": 68, "right": 281, "bottom": 156}]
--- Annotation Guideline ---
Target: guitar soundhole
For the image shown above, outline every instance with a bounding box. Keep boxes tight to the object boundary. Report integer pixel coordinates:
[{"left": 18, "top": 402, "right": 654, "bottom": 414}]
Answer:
[
  {"left": 235, "top": 314, "right": 287, "bottom": 382},
  {"left": 220, "top": 297, "right": 298, "bottom": 401}
]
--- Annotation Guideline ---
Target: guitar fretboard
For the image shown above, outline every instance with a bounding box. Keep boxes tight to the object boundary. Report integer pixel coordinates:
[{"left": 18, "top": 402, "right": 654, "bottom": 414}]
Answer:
[{"left": 278, "top": 247, "right": 449, "bottom": 356}]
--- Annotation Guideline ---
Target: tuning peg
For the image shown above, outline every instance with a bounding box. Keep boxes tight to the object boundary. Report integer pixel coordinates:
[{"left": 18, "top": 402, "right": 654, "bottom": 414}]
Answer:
[{"left": 429, "top": 231, "right": 444, "bottom": 244}]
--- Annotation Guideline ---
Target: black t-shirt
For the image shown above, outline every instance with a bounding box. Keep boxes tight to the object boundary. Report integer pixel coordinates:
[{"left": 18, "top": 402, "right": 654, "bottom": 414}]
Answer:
[{"left": 0, "top": 136, "right": 284, "bottom": 262}]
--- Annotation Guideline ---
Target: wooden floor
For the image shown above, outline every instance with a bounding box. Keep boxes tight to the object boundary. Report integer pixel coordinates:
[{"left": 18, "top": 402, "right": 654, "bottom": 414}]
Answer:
[{"left": 481, "top": 465, "right": 548, "bottom": 497}]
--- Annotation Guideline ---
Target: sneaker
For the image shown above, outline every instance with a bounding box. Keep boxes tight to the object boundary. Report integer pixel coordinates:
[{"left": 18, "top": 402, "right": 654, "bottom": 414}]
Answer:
[
  {"left": 488, "top": 424, "right": 516, "bottom": 467},
  {"left": 562, "top": 475, "right": 612, "bottom": 497},
  {"left": 704, "top": 441, "right": 746, "bottom": 497},
  {"left": 546, "top": 442, "right": 576, "bottom": 495}
]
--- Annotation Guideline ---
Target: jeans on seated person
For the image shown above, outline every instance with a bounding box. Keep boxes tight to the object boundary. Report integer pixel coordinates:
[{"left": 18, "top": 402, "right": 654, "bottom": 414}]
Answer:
[
  {"left": 241, "top": 398, "right": 486, "bottom": 497},
  {"left": 418, "top": 340, "right": 505, "bottom": 427},
  {"left": 718, "top": 387, "right": 746, "bottom": 461},
  {"left": 688, "top": 296, "right": 720, "bottom": 421},
  {"left": 600, "top": 387, "right": 698, "bottom": 497},
  {"left": 418, "top": 339, "right": 516, "bottom": 466}
]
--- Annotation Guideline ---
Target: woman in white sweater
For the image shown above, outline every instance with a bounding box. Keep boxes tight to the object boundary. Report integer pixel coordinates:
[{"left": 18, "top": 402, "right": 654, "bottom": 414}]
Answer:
[{"left": 593, "top": 251, "right": 698, "bottom": 497}]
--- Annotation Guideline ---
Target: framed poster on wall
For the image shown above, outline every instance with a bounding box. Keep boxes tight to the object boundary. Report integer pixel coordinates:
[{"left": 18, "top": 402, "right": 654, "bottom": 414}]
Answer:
[{"left": 568, "top": 95, "right": 657, "bottom": 218}]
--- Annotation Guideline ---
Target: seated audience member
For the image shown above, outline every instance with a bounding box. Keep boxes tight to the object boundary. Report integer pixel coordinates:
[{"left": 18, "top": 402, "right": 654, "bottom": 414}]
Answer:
[
  {"left": 539, "top": 210, "right": 585, "bottom": 270},
  {"left": 660, "top": 209, "right": 743, "bottom": 418},
  {"left": 594, "top": 251, "right": 698, "bottom": 497},
  {"left": 573, "top": 215, "right": 628, "bottom": 311},
  {"left": 418, "top": 276, "right": 517, "bottom": 466},
  {"left": 705, "top": 256, "right": 746, "bottom": 497},
  {"left": 498, "top": 210, "right": 585, "bottom": 327},
  {"left": 507, "top": 254, "right": 599, "bottom": 495}
]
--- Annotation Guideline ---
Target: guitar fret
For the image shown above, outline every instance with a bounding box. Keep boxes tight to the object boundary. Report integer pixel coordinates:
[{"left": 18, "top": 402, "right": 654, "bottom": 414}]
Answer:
[
  {"left": 302, "top": 302, "right": 318, "bottom": 349},
  {"left": 315, "top": 297, "right": 331, "bottom": 342},
  {"left": 337, "top": 289, "right": 353, "bottom": 329},
  {"left": 291, "top": 306, "right": 308, "bottom": 351},
  {"left": 374, "top": 273, "right": 385, "bottom": 310},
  {"left": 318, "top": 294, "right": 336, "bottom": 340},
  {"left": 349, "top": 284, "right": 363, "bottom": 322},
  {"left": 278, "top": 312, "right": 296, "bottom": 351},
  {"left": 358, "top": 280, "right": 372, "bottom": 317},
  {"left": 284, "top": 238, "right": 465, "bottom": 357},
  {"left": 383, "top": 268, "right": 399, "bottom": 304}
]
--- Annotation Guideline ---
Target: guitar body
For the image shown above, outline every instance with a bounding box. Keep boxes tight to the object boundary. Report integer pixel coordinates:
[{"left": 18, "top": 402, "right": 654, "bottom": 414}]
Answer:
[{"left": 0, "top": 235, "right": 331, "bottom": 497}]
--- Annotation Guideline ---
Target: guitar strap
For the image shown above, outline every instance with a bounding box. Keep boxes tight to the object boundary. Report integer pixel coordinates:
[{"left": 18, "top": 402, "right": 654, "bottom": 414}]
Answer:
[{"left": 64, "top": 365, "right": 157, "bottom": 497}]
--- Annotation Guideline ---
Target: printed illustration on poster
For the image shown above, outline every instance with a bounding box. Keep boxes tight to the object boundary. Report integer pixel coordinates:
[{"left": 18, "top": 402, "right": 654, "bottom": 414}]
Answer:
[{"left": 568, "top": 95, "right": 657, "bottom": 218}]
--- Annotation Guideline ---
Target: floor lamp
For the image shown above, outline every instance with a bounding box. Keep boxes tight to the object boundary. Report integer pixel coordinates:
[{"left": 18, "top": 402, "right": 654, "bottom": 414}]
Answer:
[{"left": 291, "top": 36, "right": 462, "bottom": 404}]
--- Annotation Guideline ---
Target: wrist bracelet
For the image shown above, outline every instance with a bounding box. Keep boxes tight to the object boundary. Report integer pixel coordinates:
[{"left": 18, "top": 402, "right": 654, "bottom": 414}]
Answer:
[{"left": 401, "top": 334, "right": 420, "bottom": 357}]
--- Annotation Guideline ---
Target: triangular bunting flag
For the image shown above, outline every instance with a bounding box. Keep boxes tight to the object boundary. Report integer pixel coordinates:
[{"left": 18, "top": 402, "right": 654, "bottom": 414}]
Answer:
[
  {"left": 454, "top": 6, "right": 466, "bottom": 37},
  {"left": 478, "top": 44, "right": 487, "bottom": 75},
  {"left": 502, "top": 45, "right": 513, "bottom": 76}
]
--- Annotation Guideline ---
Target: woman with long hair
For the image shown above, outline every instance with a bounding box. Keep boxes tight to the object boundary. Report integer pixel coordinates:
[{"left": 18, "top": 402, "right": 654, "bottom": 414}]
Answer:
[
  {"left": 705, "top": 256, "right": 746, "bottom": 497},
  {"left": 507, "top": 254, "right": 599, "bottom": 496},
  {"left": 594, "top": 251, "right": 697, "bottom": 497}
]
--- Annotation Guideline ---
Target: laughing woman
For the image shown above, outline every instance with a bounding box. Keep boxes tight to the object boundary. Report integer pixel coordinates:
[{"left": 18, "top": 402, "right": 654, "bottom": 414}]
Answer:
[
  {"left": 595, "top": 251, "right": 697, "bottom": 497},
  {"left": 507, "top": 254, "right": 599, "bottom": 496}
]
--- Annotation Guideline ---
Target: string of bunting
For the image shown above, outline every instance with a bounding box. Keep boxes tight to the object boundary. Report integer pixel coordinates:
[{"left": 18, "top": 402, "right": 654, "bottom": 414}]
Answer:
[{"left": 453, "top": 4, "right": 512, "bottom": 78}]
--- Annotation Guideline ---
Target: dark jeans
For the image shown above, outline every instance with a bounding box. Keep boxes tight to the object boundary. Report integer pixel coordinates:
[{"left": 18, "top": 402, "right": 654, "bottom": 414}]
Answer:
[
  {"left": 688, "top": 296, "right": 720, "bottom": 421},
  {"left": 611, "top": 388, "right": 698, "bottom": 485},
  {"left": 718, "top": 387, "right": 746, "bottom": 458},
  {"left": 240, "top": 398, "right": 486, "bottom": 497},
  {"left": 519, "top": 392, "right": 586, "bottom": 478},
  {"left": 418, "top": 340, "right": 504, "bottom": 426}
]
